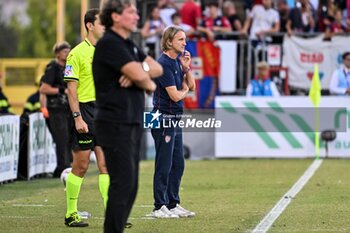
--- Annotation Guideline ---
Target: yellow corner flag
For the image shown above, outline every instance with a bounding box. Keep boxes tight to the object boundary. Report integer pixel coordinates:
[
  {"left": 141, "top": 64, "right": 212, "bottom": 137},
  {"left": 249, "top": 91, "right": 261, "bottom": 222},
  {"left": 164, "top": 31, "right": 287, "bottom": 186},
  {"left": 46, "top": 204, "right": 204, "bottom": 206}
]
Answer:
[
  {"left": 308, "top": 64, "right": 321, "bottom": 107},
  {"left": 308, "top": 63, "right": 321, "bottom": 159}
]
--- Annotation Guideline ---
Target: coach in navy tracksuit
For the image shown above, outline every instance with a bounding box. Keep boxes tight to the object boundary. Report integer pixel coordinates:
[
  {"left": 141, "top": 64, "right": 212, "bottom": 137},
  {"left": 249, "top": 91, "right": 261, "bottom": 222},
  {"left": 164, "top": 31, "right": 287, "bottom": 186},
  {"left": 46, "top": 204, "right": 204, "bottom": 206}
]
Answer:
[{"left": 151, "top": 26, "right": 196, "bottom": 218}]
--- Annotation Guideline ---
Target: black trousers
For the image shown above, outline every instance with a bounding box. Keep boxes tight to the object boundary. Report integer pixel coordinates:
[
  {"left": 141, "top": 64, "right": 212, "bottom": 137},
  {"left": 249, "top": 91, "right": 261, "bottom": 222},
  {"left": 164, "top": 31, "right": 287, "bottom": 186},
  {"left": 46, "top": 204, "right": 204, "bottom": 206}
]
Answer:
[
  {"left": 95, "top": 121, "right": 142, "bottom": 233},
  {"left": 48, "top": 107, "right": 72, "bottom": 177}
]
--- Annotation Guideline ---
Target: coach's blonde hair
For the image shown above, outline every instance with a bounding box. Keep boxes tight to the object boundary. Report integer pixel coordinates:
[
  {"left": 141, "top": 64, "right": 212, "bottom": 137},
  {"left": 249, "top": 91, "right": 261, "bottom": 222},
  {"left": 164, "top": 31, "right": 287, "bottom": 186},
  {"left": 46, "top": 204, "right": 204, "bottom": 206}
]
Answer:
[{"left": 161, "top": 25, "right": 185, "bottom": 52}]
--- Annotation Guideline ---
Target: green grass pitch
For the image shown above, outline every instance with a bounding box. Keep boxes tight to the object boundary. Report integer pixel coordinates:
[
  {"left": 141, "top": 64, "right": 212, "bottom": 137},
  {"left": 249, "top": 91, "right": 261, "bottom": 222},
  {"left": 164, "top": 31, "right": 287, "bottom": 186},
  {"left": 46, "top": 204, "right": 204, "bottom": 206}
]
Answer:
[{"left": 0, "top": 159, "right": 349, "bottom": 233}]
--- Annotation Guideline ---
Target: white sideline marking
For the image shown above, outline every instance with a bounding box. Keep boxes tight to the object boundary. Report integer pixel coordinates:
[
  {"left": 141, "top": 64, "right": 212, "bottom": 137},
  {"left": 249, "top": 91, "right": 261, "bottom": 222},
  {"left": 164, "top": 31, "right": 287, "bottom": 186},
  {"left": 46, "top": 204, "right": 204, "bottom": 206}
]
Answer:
[
  {"left": 252, "top": 159, "right": 323, "bottom": 233},
  {"left": 12, "top": 204, "right": 55, "bottom": 207}
]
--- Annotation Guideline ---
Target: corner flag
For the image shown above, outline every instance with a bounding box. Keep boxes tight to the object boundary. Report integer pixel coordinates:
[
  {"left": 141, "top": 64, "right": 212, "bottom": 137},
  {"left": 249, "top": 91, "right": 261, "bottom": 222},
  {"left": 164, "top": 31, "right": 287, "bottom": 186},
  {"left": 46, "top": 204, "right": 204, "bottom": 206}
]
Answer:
[
  {"left": 308, "top": 63, "right": 321, "bottom": 159},
  {"left": 308, "top": 64, "right": 321, "bottom": 107}
]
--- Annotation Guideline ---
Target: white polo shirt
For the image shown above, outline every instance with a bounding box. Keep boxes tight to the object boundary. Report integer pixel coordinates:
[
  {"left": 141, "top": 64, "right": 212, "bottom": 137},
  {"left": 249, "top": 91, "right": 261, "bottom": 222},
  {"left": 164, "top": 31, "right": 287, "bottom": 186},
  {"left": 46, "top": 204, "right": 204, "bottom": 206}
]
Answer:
[{"left": 249, "top": 5, "right": 280, "bottom": 40}]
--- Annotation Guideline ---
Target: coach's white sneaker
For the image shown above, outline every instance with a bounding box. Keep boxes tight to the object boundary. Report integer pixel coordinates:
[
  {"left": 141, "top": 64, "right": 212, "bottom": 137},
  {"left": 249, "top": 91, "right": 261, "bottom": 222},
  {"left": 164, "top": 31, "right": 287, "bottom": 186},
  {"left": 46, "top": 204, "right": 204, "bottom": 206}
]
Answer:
[
  {"left": 170, "top": 204, "right": 196, "bottom": 218},
  {"left": 152, "top": 205, "right": 179, "bottom": 218}
]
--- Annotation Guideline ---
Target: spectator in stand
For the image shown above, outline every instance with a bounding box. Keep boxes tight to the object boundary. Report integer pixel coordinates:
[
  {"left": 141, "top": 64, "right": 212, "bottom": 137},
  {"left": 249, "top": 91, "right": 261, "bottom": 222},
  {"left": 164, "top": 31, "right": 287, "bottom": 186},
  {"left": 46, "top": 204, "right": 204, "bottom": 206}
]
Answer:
[
  {"left": 308, "top": 0, "right": 320, "bottom": 12},
  {"left": 246, "top": 61, "right": 280, "bottom": 97},
  {"left": 222, "top": 1, "right": 242, "bottom": 31},
  {"left": 286, "top": 0, "right": 315, "bottom": 36},
  {"left": 241, "top": 0, "right": 280, "bottom": 47},
  {"left": 278, "top": 0, "right": 290, "bottom": 33},
  {"left": 197, "top": 1, "right": 232, "bottom": 41},
  {"left": 171, "top": 12, "right": 195, "bottom": 36},
  {"left": 309, "top": 0, "right": 318, "bottom": 11},
  {"left": 23, "top": 79, "right": 41, "bottom": 115},
  {"left": 287, "top": 0, "right": 296, "bottom": 8},
  {"left": 158, "top": 0, "right": 178, "bottom": 26},
  {"left": 329, "top": 52, "right": 350, "bottom": 95},
  {"left": 180, "top": 0, "right": 202, "bottom": 29},
  {"left": 346, "top": 0, "right": 350, "bottom": 25},
  {"left": 244, "top": 0, "right": 253, "bottom": 11},
  {"left": 18, "top": 78, "right": 41, "bottom": 180},
  {"left": 324, "top": 8, "right": 349, "bottom": 40},
  {"left": 329, "top": 1, "right": 346, "bottom": 15},
  {"left": 141, "top": 6, "right": 165, "bottom": 58},
  {"left": 331, "top": 8, "right": 349, "bottom": 32},
  {"left": 244, "top": 0, "right": 262, "bottom": 11},
  {"left": 317, "top": 0, "right": 335, "bottom": 32},
  {"left": 330, "top": 9, "right": 348, "bottom": 34},
  {"left": 334, "top": 0, "right": 350, "bottom": 29},
  {"left": 245, "top": 0, "right": 276, "bottom": 12}
]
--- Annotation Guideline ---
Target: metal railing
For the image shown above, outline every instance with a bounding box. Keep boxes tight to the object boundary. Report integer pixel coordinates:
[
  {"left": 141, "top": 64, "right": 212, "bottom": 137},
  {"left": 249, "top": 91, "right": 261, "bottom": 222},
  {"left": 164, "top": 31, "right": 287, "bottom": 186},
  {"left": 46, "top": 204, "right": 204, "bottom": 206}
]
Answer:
[{"left": 125, "top": 30, "right": 350, "bottom": 95}]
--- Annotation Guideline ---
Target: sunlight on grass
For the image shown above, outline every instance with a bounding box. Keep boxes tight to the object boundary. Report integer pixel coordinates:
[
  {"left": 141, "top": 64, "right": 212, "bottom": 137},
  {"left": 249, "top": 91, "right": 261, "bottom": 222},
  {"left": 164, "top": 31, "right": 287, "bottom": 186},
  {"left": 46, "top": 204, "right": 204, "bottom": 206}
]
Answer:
[{"left": 0, "top": 159, "right": 322, "bottom": 233}]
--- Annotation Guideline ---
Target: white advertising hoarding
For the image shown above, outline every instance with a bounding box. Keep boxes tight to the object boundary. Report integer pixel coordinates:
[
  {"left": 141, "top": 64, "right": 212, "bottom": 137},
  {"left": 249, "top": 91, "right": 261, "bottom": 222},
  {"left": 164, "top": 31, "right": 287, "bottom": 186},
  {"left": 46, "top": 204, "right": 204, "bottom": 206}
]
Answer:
[
  {"left": 215, "top": 96, "right": 350, "bottom": 158},
  {"left": 0, "top": 115, "right": 19, "bottom": 182},
  {"left": 28, "top": 113, "right": 56, "bottom": 179}
]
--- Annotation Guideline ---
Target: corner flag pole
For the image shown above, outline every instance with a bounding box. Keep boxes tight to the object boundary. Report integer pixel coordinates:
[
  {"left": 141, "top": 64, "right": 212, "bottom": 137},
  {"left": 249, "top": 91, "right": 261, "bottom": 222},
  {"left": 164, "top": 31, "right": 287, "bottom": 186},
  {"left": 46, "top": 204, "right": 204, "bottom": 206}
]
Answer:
[
  {"left": 315, "top": 107, "right": 320, "bottom": 159},
  {"left": 308, "top": 63, "right": 321, "bottom": 159}
]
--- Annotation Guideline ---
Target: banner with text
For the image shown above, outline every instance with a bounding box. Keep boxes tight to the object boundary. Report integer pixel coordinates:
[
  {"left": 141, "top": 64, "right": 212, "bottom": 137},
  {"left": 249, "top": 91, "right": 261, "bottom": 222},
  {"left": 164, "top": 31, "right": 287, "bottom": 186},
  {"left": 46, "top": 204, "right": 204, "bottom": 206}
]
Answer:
[
  {"left": 0, "top": 115, "right": 19, "bottom": 182},
  {"left": 283, "top": 35, "right": 349, "bottom": 89},
  {"left": 28, "top": 113, "right": 56, "bottom": 179},
  {"left": 215, "top": 96, "right": 350, "bottom": 158}
]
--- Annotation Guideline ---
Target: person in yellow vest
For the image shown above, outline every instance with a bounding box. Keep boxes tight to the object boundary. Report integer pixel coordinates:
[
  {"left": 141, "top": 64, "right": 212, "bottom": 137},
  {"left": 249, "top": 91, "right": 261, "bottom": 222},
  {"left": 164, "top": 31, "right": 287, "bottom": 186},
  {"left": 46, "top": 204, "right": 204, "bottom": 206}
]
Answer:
[
  {"left": 0, "top": 74, "right": 14, "bottom": 115},
  {"left": 23, "top": 77, "right": 41, "bottom": 114},
  {"left": 18, "top": 78, "right": 41, "bottom": 180}
]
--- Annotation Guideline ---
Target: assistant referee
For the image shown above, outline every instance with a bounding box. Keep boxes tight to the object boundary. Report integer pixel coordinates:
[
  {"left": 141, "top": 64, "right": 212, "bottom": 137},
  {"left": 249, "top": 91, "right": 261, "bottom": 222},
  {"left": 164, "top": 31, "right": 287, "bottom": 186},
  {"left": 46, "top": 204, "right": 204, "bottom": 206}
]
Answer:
[{"left": 63, "top": 8, "right": 108, "bottom": 227}]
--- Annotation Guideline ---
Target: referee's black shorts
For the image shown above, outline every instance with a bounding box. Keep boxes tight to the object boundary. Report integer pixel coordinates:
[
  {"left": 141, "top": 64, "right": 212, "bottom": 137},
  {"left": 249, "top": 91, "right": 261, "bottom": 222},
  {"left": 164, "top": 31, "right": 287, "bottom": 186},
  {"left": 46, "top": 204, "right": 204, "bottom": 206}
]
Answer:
[{"left": 71, "top": 102, "right": 97, "bottom": 151}]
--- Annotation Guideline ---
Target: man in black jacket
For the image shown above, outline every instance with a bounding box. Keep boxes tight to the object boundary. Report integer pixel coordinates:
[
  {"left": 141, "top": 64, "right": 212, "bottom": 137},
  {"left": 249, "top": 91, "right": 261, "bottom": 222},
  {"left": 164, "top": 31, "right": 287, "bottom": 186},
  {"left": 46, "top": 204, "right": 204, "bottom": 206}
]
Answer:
[
  {"left": 40, "top": 41, "right": 72, "bottom": 178},
  {"left": 93, "top": 0, "right": 163, "bottom": 231}
]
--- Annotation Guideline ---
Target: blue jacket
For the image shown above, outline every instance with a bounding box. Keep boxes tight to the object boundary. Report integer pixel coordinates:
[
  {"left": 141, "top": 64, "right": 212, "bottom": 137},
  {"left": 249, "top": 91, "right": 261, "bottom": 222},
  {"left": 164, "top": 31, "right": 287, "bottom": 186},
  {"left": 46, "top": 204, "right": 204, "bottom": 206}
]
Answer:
[
  {"left": 251, "top": 79, "right": 273, "bottom": 96},
  {"left": 336, "top": 68, "right": 349, "bottom": 95}
]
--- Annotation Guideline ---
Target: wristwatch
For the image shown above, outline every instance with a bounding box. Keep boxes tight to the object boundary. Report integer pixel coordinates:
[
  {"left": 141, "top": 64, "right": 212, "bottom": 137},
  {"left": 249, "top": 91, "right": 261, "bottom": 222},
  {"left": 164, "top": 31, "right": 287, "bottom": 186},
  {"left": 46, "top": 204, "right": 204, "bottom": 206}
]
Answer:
[
  {"left": 72, "top": 112, "right": 81, "bottom": 118},
  {"left": 142, "top": 62, "right": 150, "bottom": 72}
]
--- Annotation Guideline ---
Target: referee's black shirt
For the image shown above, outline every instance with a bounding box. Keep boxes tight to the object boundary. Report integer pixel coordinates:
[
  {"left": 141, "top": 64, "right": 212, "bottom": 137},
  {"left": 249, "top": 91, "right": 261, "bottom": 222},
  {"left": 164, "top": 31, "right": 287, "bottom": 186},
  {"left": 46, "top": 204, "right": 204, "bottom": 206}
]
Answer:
[{"left": 93, "top": 29, "right": 147, "bottom": 124}]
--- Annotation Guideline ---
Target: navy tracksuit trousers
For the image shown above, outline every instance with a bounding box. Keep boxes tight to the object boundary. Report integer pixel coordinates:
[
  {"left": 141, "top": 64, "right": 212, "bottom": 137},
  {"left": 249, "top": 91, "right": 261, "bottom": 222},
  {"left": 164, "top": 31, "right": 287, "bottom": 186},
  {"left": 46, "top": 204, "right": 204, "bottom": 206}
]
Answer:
[{"left": 152, "top": 126, "right": 184, "bottom": 210}]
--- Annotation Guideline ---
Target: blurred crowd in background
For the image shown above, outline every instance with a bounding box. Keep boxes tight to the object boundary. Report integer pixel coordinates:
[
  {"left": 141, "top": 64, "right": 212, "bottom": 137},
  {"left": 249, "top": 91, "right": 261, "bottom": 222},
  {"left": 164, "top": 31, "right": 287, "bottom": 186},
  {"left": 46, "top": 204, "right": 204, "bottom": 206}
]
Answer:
[{"left": 1, "top": 0, "right": 350, "bottom": 116}]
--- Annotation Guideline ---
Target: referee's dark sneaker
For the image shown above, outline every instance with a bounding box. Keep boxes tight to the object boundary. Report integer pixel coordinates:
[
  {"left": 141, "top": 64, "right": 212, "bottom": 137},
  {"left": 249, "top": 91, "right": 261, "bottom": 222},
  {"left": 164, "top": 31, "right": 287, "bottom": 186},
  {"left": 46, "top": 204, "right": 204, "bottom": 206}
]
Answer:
[{"left": 65, "top": 212, "right": 89, "bottom": 227}]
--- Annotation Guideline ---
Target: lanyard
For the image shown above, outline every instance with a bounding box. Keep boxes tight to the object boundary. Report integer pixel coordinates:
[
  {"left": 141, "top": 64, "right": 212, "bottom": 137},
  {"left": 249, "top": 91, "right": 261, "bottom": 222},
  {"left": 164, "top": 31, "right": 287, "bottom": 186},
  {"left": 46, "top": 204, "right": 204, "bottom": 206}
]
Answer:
[{"left": 343, "top": 70, "right": 350, "bottom": 87}]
